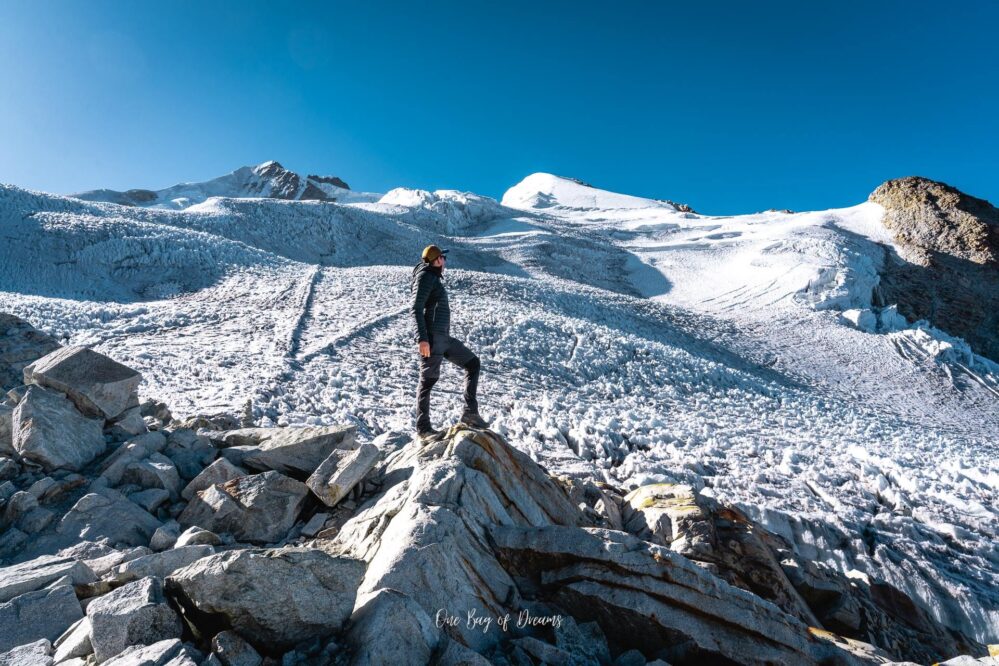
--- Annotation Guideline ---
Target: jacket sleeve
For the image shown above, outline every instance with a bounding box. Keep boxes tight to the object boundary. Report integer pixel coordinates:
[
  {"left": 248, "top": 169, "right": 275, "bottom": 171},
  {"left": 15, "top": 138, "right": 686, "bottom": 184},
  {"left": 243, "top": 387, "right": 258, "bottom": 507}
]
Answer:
[{"left": 411, "top": 271, "right": 434, "bottom": 343}]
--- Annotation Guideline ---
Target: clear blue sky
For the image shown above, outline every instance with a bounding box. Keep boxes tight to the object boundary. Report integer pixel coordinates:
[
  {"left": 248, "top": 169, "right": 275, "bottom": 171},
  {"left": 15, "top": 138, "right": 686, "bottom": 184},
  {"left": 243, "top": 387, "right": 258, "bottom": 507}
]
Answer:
[{"left": 2, "top": 1, "right": 997, "bottom": 215}]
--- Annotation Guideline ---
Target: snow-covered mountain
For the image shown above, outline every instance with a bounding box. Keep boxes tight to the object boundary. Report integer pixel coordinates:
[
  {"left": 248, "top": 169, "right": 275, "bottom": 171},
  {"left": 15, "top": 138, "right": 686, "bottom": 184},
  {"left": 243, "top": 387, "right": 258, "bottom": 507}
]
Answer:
[
  {"left": 1, "top": 167, "right": 997, "bottom": 649},
  {"left": 70, "top": 160, "right": 381, "bottom": 210}
]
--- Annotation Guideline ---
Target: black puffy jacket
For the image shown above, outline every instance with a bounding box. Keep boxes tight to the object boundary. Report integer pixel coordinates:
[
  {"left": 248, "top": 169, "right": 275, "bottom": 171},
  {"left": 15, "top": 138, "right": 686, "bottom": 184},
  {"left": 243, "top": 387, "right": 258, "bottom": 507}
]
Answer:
[{"left": 410, "top": 262, "right": 450, "bottom": 343}]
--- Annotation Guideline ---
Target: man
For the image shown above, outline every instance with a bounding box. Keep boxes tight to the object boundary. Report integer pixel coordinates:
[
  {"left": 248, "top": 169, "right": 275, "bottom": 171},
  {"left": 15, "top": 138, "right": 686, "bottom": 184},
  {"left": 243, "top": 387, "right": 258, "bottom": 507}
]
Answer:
[{"left": 411, "top": 244, "right": 488, "bottom": 438}]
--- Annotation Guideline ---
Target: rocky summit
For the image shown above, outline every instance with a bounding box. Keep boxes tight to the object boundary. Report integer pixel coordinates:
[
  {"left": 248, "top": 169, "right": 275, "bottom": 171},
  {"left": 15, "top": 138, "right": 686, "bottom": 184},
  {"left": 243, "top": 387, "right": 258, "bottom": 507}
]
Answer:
[{"left": 0, "top": 317, "right": 994, "bottom": 665}]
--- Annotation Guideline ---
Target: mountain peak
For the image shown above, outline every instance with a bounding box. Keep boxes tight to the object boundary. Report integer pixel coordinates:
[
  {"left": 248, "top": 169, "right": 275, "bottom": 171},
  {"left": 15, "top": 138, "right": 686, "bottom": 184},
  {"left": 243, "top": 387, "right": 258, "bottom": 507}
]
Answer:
[{"left": 70, "top": 162, "right": 371, "bottom": 210}]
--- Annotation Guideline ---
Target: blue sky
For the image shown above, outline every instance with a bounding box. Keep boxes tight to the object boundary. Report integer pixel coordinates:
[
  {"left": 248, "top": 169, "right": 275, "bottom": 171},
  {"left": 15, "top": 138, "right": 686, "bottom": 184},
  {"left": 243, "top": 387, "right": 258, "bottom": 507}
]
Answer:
[{"left": 1, "top": 1, "right": 996, "bottom": 214}]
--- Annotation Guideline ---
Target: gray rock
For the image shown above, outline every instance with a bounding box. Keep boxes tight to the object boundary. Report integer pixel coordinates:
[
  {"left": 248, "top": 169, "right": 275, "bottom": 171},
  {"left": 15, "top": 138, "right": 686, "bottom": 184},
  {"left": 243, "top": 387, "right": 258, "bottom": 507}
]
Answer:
[
  {"left": 333, "top": 428, "right": 584, "bottom": 653},
  {"left": 122, "top": 453, "right": 182, "bottom": 498},
  {"left": 554, "top": 616, "right": 610, "bottom": 665},
  {"left": 0, "top": 457, "right": 17, "bottom": 481},
  {"left": 0, "top": 554, "right": 96, "bottom": 603},
  {"left": 27, "top": 476, "right": 56, "bottom": 499},
  {"left": 129, "top": 488, "right": 171, "bottom": 514},
  {"left": 53, "top": 617, "right": 93, "bottom": 662},
  {"left": 101, "top": 639, "right": 199, "bottom": 666},
  {"left": 180, "top": 458, "right": 246, "bottom": 501},
  {"left": 107, "top": 407, "right": 147, "bottom": 438},
  {"left": 0, "top": 313, "right": 61, "bottom": 393},
  {"left": 108, "top": 546, "right": 215, "bottom": 585},
  {"left": 12, "top": 386, "right": 106, "bottom": 472},
  {"left": 509, "top": 637, "right": 573, "bottom": 666},
  {"left": 150, "top": 522, "right": 181, "bottom": 551},
  {"left": 0, "top": 528, "right": 28, "bottom": 560},
  {"left": 300, "top": 513, "right": 329, "bottom": 538},
  {"left": 173, "top": 527, "right": 221, "bottom": 548},
  {"left": 306, "top": 443, "right": 378, "bottom": 508},
  {"left": 0, "top": 405, "right": 13, "bottom": 456},
  {"left": 55, "top": 488, "right": 162, "bottom": 549},
  {"left": 86, "top": 577, "right": 183, "bottom": 663},
  {"left": 23, "top": 346, "right": 141, "bottom": 421},
  {"left": 163, "top": 430, "right": 215, "bottom": 482},
  {"left": 165, "top": 547, "right": 364, "bottom": 650},
  {"left": 491, "top": 525, "right": 818, "bottom": 665},
  {"left": 99, "top": 432, "right": 168, "bottom": 486},
  {"left": 612, "top": 649, "right": 646, "bottom": 666},
  {"left": 14, "top": 505, "right": 55, "bottom": 533},
  {"left": 435, "top": 640, "right": 493, "bottom": 666},
  {"left": 3, "top": 489, "right": 38, "bottom": 524},
  {"left": 0, "top": 584, "right": 83, "bottom": 653},
  {"left": 211, "top": 630, "right": 261, "bottom": 666},
  {"left": 216, "top": 426, "right": 356, "bottom": 477},
  {"left": 0, "top": 480, "right": 16, "bottom": 503},
  {"left": 0, "top": 639, "right": 53, "bottom": 666},
  {"left": 177, "top": 471, "right": 309, "bottom": 544},
  {"left": 346, "top": 589, "right": 440, "bottom": 666}
]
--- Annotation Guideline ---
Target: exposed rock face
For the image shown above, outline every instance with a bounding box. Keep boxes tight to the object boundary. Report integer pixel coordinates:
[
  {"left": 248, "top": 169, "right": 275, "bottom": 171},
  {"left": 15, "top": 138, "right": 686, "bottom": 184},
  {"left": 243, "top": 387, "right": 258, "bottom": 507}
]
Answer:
[
  {"left": 869, "top": 176, "right": 999, "bottom": 361},
  {"left": 56, "top": 489, "right": 163, "bottom": 549},
  {"left": 216, "top": 425, "right": 356, "bottom": 478},
  {"left": 86, "top": 577, "right": 183, "bottom": 663},
  {"left": 0, "top": 313, "right": 61, "bottom": 392},
  {"left": 165, "top": 548, "right": 365, "bottom": 651},
  {"left": 24, "top": 346, "right": 141, "bottom": 420},
  {"left": 177, "top": 471, "right": 308, "bottom": 544},
  {"left": 12, "top": 385, "right": 106, "bottom": 471}
]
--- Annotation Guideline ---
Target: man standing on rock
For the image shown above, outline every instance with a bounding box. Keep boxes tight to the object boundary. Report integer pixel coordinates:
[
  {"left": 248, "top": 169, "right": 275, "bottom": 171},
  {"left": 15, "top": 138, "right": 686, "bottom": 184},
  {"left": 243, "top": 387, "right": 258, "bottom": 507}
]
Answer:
[{"left": 411, "top": 244, "right": 488, "bottom": 439}]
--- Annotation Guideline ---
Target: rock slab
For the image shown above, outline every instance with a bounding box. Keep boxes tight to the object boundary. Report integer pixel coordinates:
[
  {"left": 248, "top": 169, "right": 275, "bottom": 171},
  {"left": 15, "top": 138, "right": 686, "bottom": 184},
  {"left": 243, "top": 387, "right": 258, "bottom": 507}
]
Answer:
[
  {"left": 24, "top": 345, "right": 141, "bottom": 420},
  {"left": 12, "top": 385, "right": 106, "bottom": 471}
]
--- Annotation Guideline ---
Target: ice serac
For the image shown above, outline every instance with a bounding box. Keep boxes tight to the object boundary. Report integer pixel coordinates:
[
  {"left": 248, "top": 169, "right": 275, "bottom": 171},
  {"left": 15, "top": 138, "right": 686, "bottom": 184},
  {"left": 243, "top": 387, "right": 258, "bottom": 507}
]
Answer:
[
  {"left": 24, "top": 345, "right": 141, "bottom": 420},
  {"left": 165, "top": 547, "right": 365, "bottom": 651},
  {"left": 12, "top": 385, "right": 106, "bottom": 472}
]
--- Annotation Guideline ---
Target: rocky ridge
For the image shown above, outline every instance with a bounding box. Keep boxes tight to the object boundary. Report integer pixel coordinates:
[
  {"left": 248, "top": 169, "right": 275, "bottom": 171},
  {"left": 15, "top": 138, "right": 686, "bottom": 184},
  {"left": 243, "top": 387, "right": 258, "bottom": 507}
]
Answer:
[
  {"left": 70, "top": 161, "right": 360, "bottom": 210},
  {"left": 0, "top": 312, "right": 995, "bottom": 665},
  {"left": 869, "top": 176, "right": 999, "bottom": 362}
]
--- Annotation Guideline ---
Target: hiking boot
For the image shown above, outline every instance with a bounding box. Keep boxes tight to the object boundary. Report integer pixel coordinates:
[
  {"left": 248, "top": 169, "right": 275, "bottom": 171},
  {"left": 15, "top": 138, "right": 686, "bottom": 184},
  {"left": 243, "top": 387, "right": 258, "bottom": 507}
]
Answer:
[
  {"left": 459, "top": 412, "right": 489, "bottom": 429},
  {"left": 417, "top": 427, "right": 443, "bottom": 441}
]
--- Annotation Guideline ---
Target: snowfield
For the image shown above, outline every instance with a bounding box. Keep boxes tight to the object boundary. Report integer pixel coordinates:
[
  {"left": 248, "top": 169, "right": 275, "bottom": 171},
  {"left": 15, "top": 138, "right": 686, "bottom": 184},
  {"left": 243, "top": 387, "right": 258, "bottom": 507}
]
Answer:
[{"left": 1, "top": 172, "right": 996, "bottom": 644}]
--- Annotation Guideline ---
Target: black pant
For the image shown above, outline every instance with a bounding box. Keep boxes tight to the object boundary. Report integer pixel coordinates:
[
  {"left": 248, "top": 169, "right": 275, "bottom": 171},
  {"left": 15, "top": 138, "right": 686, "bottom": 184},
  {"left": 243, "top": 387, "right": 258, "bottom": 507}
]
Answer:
[{"left": 416, "top": 335, "right": 480, "bottom": 431}]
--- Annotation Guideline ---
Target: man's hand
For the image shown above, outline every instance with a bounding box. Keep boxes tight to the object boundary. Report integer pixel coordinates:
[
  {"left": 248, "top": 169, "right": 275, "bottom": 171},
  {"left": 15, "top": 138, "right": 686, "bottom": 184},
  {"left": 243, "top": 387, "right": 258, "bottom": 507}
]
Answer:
[{"left": 419, "top": 341, "right": 430, "bottom": 357}]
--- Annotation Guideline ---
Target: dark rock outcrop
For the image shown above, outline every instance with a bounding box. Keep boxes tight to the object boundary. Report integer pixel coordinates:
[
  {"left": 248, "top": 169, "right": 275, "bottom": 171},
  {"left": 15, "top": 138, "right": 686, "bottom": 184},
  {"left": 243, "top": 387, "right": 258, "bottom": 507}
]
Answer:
[{"left": 870, "top": 176, "right": 999, "bottom": 361}]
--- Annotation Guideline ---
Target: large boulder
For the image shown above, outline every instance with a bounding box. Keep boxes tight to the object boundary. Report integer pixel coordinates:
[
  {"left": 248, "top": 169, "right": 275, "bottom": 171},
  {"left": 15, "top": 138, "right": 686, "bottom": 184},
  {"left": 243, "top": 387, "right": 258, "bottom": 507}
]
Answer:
[
  {"left": 0, "top": 639, "right": 53, "bottom": 666},
  {"left": 0, "top": 313, "right": 61, "bottom": 393},
  {"left": 180, "top": 458, "right": 247, "bottom": 501},
  {"left": 107, "top": 546, "right": 216, "bottom": 585},
  {"left": 177, "top": 471, "right": 308, "bottom": 544},
  {"left": 101, "top": 639, "right": 199, "bottom": 666},
  {"left": 0, "top": 584, "right": 83, "bottom": 653},
  {"left": 306, "top": 442, "right": 379, "bottom": 507},
  {"left": 86, "top": 577, "right": 183, "bottom": 663},
  {"left": 346, "top": 589, "right": 441, "bottom": 666},
  {"left": 23, "top": 346, "right": 141, "bottom": 420},
  {"left": 332, "top": 427, "right": 586, "bottom": 653},
  {"left": 0, "top": 554, "right": 96, "bottom": 603},
  {"left": 216, "top": 426, "right": 355, "bottom": 477},
  {"left": 165, "top": 547, "right": 365, "bottom": 651},
  {"left": 56, "top": 488, "right": 163, "bottom": 548},
  {"left": 12, "top": 385, "right": 106, "bottom": 471}
]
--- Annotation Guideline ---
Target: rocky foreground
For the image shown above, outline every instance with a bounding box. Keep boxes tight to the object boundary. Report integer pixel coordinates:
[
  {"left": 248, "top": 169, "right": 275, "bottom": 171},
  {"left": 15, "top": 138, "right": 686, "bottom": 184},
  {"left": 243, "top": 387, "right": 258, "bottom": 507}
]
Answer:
[{"left": 0, "top": 313, "right": 996, "bottom": 665}]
